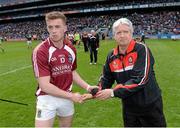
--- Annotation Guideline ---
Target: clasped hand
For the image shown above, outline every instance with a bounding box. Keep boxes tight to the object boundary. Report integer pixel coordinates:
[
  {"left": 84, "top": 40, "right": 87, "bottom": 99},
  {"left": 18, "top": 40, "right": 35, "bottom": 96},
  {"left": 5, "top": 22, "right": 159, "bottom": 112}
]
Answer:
[
  {"left": 80, "top": 89, "right": 113, "bottom": 102},
  {"left": 72, "top": 88, "right": 112, "bottom": 103}
]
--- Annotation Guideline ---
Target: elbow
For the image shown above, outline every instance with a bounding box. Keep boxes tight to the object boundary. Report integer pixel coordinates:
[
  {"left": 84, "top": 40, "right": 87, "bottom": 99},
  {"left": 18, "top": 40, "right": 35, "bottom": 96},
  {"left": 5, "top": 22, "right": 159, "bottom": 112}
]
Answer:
[
  {"left": 38, "top": 82, "right": 49, "bottom": 93},
  {"left": 39, "top": 84, "right": 47, "bottom": 93}
]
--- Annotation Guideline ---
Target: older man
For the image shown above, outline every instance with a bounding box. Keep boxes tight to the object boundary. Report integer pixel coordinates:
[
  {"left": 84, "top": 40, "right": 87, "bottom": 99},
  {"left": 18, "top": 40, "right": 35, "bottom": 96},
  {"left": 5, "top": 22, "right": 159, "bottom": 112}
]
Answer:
[{"left": 83, "top": 18, "right": 166, "bottom": 127}]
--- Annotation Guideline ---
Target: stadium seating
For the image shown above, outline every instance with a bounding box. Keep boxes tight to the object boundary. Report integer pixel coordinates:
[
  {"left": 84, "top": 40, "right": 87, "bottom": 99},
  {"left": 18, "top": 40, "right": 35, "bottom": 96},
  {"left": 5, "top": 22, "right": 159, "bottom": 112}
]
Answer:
[{"left": 0, "top": 0, "right": 179, "bottom": 40}]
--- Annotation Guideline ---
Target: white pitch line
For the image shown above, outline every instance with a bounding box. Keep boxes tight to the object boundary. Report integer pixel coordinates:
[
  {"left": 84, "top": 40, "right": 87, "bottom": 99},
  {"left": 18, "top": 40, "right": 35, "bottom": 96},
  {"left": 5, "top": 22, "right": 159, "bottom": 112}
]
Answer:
[
  {"left": 0, "top": 42, "right": 109, "bottom": 77},
  {"left": 0, "top": 65, "right": 32, "bottom": 77}
]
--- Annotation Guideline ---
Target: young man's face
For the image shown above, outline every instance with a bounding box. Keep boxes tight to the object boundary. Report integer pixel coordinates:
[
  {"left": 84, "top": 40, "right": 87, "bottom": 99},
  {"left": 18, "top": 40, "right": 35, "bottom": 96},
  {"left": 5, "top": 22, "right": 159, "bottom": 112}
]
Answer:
[
  {"left": 114, "top": 24, "right": 132, "bottom": 46},
  {"left": 46, "top": 19, "right": 67, "bottom": 43}
]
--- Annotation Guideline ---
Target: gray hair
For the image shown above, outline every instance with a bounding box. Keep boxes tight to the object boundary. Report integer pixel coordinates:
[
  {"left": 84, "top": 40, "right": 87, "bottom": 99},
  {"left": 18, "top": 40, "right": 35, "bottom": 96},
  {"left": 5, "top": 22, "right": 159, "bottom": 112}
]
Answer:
[
  {"left": 112, "top": 18, "right": 134, "bottom": 35},
  {"left": 91, "top": 30, "right": 95, "bottom": 33}
]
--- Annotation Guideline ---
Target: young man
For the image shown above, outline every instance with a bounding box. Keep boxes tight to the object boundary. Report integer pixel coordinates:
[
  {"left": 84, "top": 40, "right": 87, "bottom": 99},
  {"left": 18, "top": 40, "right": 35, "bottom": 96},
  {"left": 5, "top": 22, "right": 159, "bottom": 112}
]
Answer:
[
  {"left": 83, "top": 18, "right": 166, "bottom": 127},
  {"left": 32, "top": 11, "right": 93, "bottom": 127}
]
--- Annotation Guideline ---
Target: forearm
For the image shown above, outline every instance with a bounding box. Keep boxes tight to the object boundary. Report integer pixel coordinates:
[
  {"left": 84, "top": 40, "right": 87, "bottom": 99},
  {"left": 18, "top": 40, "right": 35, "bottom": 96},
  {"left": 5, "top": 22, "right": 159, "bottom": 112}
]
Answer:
[
  {"left": 39, "top": 82, "right": 73, "bottom": 99},
  {"left": 72, "top": 70, "right": 90, "bottom": 90},
  {"left": 37, "top": 76, "right": 73, "bottom": 100}
]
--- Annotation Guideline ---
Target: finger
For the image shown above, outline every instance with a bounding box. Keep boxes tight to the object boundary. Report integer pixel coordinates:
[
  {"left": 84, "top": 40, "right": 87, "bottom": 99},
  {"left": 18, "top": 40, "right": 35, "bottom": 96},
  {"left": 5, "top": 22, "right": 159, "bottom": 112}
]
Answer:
[
  {"left": 82, "top": 96, "right": 92, "bottom": 100},
  {"left": 96, "top": 91, "right": 103, "bottom": 95},
  {"left": 81, "top": 95, "right": 86, "bottom": 98},
  {"left": 95, "top": 93, "right": 104, "bottom": 98},
  {"left": 81, "top": 96, "right": 86, "bottom": 99},
  {"left": 78, "top": 99, "right": 84, "bottom": 103}
]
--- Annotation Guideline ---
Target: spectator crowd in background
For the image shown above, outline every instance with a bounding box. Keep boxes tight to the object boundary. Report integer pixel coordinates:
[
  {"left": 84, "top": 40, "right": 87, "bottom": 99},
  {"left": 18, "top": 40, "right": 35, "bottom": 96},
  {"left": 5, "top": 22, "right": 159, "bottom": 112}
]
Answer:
[{"left": 0, "top": 11, "right": 179, "bottom": 40}]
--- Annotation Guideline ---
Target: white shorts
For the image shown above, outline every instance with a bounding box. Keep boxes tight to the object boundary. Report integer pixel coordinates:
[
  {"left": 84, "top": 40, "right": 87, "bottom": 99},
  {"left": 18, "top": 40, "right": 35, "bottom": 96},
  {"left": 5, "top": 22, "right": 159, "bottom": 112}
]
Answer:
[
  {"left": 27, "top": 41, "right": 32, "bottom": 45},
  {"left": 35, "top": 95, "right": 74, "bottom": 121}
]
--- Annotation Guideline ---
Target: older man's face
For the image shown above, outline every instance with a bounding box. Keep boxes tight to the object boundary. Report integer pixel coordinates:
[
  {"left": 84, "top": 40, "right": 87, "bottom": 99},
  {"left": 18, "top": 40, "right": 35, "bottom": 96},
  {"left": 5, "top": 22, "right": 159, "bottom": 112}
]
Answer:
[{"left": 114, "top": 24, "right": 132, "bottom": 46}]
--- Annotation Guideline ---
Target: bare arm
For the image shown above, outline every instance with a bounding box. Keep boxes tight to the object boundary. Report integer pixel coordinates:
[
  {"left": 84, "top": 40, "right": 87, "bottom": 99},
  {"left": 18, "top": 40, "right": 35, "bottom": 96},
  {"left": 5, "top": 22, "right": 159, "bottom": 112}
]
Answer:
[
  {"left": 37, "top": 76, "right": 82, "bottom": 102},
  {"left": 72, "top": 70, "right": 90, "bottom": 91}
]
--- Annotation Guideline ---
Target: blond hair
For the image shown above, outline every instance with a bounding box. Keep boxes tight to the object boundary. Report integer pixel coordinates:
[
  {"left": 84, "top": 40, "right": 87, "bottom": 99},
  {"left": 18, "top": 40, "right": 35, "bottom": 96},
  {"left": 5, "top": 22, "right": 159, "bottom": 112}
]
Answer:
[{"left": 45, "top": 11, "right": 67, "bottom": 24}]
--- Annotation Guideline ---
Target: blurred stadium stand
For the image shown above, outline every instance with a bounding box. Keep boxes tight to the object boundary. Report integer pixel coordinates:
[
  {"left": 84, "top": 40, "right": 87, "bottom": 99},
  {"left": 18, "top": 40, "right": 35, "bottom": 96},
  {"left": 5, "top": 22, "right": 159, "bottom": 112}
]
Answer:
[{"left": 0, "top": 0, "right": 179, "bottom": 40}]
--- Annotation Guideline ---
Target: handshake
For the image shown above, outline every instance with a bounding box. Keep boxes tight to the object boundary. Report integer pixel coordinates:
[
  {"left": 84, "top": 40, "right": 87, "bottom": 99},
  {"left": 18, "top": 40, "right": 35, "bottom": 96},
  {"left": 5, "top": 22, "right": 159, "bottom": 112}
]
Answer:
[
  {"left": 71, "top": 88, "right": 99, "bottom": 103},
  {"left": 82, "top": 87, "right": 99, "bottom": 100}
]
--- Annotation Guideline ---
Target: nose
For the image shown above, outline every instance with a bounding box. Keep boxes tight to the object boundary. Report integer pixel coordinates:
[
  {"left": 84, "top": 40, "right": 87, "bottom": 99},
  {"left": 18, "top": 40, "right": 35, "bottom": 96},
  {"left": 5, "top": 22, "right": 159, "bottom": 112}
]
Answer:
[
  {"left": 51, "top": 28, "right": 57, "bottom": 34},
  {"left": 119, "top": 32, "right": 125, "bottom": 37}
]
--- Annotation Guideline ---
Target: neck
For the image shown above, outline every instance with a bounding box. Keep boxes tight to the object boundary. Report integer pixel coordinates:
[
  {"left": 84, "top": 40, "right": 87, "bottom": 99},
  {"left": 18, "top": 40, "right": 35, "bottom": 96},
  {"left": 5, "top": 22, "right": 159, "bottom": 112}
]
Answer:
[
  {"left": 118, "top": 45, "right": 128, "bottom": 54},
  {"left": 54, "top": 42, "right": 63, "bottom": 49},
  {"left": 50, "top": 38, "right": 64, "bottom": 49}
]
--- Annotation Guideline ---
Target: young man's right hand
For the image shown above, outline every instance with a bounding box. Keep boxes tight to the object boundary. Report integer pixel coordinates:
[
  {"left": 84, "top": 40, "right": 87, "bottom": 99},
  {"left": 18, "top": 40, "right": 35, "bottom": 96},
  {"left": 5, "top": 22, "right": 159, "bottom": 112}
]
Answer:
[
  {"left": 81, "top": 87, "right": 99, "bottom": 101},
  {"left": 81, "top": 93, "right": 93, "bottom": 101},
  {"left": 70, "top": 92, "right": 83, "bottom": 103}
]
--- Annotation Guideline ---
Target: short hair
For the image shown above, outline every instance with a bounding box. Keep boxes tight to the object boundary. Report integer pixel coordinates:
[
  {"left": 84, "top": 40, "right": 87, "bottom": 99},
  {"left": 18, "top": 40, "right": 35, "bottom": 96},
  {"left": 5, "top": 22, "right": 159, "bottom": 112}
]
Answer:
[
  {"left": 45, "top": 11, "right": 67, "bottom": 24},
  {"left": 91, "top": 30, "right": 95, "bottom": 33},
  {"left": 112, "top": 18, "right": 133, "bottom": 35}
]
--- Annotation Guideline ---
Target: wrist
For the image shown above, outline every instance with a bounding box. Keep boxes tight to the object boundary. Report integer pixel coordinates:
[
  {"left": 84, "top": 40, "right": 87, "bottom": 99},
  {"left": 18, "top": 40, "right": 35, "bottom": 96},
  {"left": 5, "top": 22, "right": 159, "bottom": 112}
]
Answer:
[
  {"left": 86, "top": 85, "right": 90, "bottom": 91},
  {"left": 110, "top": 89, "right": 114, "bottom": 97},
  {"left": 67, "top": 92, "right": 73, "bottom": 100}
]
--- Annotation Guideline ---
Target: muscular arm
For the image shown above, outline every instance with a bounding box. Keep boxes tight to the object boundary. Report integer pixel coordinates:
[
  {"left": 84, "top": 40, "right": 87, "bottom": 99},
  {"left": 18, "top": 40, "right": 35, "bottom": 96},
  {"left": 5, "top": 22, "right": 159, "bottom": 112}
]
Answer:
[
  {"left": 37, "top": 76, "right": 81, "bottom": 102},
  {"left": 72, "top": 70, "right": 90, "bottom": 91}
]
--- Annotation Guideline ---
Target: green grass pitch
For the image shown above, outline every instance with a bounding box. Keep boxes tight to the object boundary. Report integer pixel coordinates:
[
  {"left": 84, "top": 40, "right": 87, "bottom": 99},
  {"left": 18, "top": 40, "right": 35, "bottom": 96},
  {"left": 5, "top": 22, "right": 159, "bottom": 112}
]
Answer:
[{"left": 0, "top": 39, "right": 179, "bottom": 127}]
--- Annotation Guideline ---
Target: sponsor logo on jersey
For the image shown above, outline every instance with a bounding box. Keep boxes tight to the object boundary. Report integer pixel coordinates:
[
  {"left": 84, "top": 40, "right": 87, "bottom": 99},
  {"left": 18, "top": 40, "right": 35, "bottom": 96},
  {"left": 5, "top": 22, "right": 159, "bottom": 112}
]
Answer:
[{"left": 52, "top": 65, "right": 72, "bottom": 76}]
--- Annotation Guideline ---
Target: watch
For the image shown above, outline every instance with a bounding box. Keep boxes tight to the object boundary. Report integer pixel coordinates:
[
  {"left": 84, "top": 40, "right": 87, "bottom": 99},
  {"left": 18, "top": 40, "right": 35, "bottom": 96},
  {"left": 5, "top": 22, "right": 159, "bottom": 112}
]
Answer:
[{"left": 111, "top": 89, "right": 114, "bottom": 97}]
